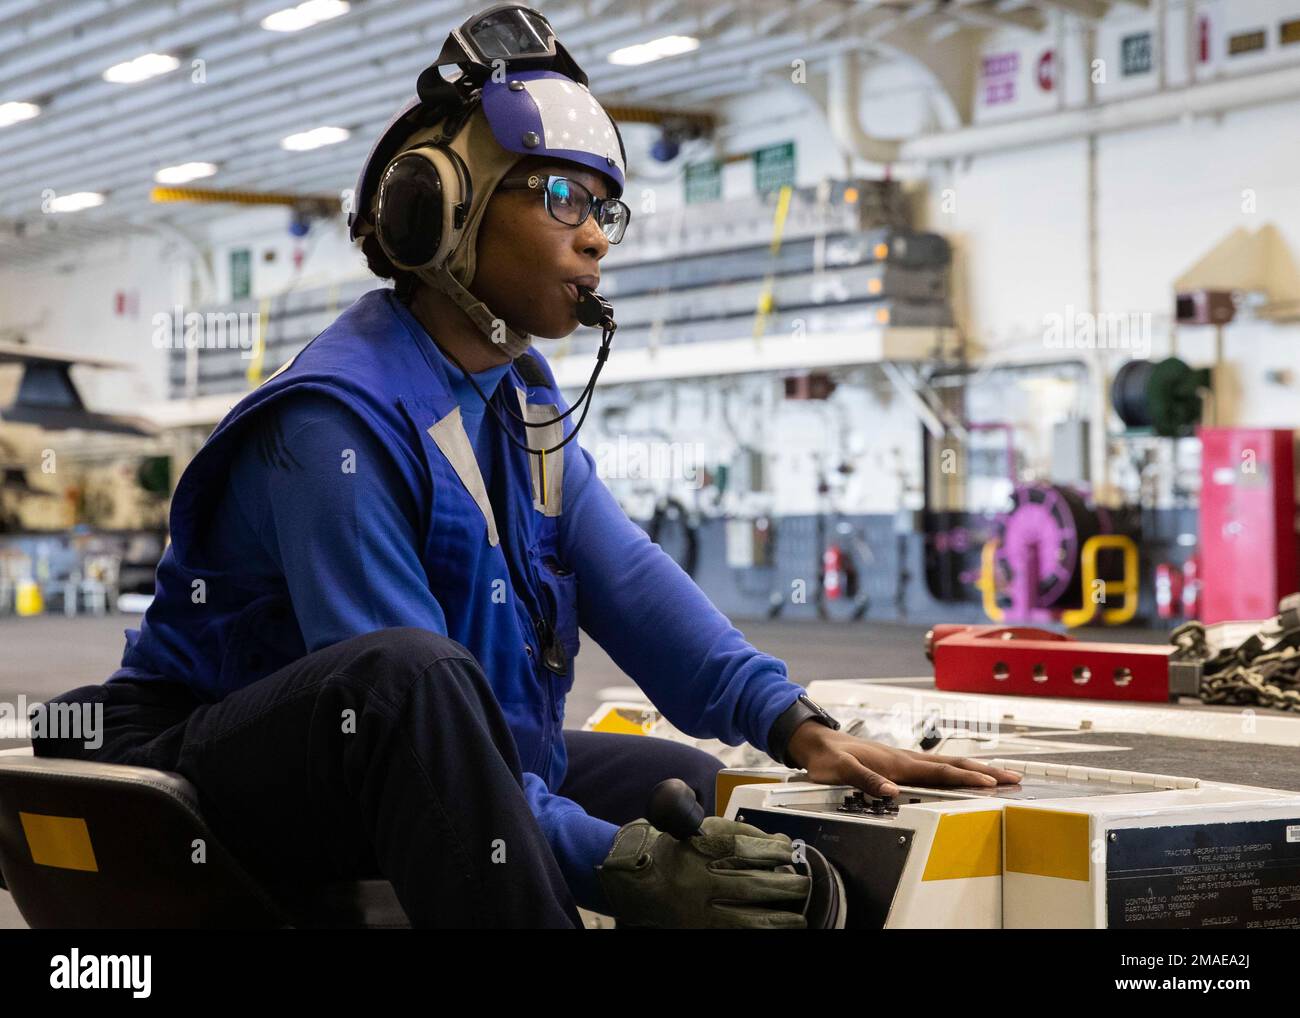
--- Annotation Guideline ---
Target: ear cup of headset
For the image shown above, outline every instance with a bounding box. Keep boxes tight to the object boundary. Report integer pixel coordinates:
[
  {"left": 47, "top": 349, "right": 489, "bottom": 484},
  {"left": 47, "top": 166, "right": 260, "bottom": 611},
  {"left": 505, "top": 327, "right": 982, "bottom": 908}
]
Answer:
[{"left": 374, "top": 144, "right": 473, "bottom": 271}]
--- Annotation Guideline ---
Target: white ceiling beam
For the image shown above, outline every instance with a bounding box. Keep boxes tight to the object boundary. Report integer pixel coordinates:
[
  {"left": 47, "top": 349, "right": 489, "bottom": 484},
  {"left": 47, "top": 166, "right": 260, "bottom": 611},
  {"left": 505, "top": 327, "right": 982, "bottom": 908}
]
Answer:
[
  {"left": 0, "top": 0, "right": 286, "bottom": 87},
  {"left": 0, "top": 4, "right": 660, "bottom": 201},
  {"left": 1, "top": 0, "right": 945, "bottom": 259}
]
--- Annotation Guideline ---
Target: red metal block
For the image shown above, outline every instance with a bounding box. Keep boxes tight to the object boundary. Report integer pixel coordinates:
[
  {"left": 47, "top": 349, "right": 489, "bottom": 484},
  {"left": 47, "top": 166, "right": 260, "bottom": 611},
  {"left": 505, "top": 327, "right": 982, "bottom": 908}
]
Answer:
[{"left": 929, "top": 624, "right": 1175, "bottom": 703}]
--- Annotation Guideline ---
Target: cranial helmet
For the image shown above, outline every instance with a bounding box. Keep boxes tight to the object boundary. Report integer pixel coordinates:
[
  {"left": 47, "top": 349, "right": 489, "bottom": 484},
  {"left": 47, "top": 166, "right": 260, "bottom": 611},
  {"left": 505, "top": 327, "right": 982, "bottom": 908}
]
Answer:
[{"left": 349, "top": 4, "right": 627, "bottom": 358}]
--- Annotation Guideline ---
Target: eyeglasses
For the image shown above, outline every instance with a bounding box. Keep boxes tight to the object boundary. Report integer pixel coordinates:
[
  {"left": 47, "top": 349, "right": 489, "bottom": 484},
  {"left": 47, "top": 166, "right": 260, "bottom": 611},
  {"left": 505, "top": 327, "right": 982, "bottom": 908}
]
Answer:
[{"left": 497, "top": 173, "right": 630, "bottom": 244}]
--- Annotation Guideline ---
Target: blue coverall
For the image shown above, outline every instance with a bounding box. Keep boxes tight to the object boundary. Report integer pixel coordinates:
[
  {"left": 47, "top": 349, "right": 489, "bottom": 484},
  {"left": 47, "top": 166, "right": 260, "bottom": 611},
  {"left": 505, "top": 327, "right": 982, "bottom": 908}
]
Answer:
[{"left": 34, "top": 288, "right": 805, "bottom": 925}]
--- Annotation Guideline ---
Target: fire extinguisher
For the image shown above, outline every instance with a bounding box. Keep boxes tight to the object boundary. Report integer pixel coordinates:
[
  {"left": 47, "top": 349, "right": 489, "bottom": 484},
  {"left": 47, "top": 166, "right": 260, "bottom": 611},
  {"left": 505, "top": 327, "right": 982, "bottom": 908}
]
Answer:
[
  {"left": 823, "top": 544, "right": 843, "bottom": 601},
  {"left": 1181, "top": 555, "right": 1201, "bottom": 619},
  {"left": 1155, "top": 562, "right": 1184, "bottom": 620}
]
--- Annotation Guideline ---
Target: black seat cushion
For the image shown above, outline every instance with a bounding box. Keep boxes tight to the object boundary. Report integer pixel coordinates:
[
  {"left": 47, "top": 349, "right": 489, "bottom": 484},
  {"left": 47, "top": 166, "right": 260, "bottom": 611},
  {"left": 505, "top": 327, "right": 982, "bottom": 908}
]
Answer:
[{"left": 0, "top": 751, "right": 408, "bottom": 929}]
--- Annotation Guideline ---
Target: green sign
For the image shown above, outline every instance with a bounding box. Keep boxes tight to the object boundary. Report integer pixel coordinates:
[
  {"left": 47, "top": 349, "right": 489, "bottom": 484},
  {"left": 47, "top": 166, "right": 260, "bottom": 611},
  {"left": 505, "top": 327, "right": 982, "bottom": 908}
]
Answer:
[
  {"left": 684, "top": 159, "right": 722, "bottom": 204},
  {"left": 230, "top": 248, "right": 251, "bottom": 300},
  {"left": 1121, "top": 31, "right": 1152, "bottom": 76},
  {"left": 753, "top": 141, "right": 795, "bottom": 195}
]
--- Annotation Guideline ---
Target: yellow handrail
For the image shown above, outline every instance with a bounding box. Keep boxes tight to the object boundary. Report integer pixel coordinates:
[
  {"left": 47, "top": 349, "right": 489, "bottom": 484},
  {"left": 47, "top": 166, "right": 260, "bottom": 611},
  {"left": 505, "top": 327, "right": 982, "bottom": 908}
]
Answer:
[
  {"left": 1059, "top": 534, "right": 1139, "bottom": 628},
  {"left": 977, "top": 538, "right": 1004, "bottom": 622}
]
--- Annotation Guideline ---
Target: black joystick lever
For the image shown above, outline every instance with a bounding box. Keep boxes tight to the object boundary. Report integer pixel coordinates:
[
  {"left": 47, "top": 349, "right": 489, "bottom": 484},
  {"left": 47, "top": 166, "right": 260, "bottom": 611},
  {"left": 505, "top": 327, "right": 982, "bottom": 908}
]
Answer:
[{"left": 648, "top": 778, "right": 706, "bottom": 841}]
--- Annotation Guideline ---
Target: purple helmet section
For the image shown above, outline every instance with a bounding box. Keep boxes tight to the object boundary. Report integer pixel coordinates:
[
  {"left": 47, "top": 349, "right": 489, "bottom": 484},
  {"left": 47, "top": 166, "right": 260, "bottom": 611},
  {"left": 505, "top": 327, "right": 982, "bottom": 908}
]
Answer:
[{"left": 481, "top": 70, "right": 626, "bottom": 198}]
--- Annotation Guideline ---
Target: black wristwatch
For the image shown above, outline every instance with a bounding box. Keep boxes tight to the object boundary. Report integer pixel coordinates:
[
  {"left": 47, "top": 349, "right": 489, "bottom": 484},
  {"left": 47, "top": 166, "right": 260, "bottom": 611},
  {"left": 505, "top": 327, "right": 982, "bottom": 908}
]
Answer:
[{"left": 767, "top": 694, "right": 841, "bottom": 769}]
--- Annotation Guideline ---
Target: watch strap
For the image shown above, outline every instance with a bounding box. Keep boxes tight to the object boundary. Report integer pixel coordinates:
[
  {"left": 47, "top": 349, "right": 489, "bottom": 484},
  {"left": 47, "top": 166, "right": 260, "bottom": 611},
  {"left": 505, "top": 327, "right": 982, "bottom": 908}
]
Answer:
[{"left": 767, "top": 694, "right": 840, "bottom": 769}]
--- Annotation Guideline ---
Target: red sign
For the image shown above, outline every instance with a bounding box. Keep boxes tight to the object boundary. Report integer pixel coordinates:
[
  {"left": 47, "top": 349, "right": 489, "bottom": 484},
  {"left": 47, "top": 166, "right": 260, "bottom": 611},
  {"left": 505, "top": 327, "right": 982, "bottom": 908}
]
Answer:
[{"left": 1036, "top": 49, "right": 1056, "bottom": 91}]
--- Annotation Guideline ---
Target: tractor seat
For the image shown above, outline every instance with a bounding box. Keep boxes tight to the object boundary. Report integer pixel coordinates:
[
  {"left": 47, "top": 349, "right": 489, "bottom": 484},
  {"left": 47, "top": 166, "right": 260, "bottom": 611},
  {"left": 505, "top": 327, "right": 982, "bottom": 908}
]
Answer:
[{"left": 0, "top": 748, "right": 410, "bottom": 929}]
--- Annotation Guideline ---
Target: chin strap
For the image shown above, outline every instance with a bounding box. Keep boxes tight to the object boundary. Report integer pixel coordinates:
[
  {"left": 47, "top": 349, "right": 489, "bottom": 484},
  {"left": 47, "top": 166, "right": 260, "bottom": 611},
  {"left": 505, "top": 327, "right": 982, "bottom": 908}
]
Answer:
[{"left": 417, "top": 264, "right": 533, "bottom": 359}]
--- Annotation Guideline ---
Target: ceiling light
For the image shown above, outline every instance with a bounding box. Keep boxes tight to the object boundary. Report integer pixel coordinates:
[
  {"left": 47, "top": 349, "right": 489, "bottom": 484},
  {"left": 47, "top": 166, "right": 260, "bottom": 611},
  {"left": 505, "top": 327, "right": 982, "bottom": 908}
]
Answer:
[
  {"left": 154, "top": 161, "right": 219, "bottom": 184},
  {"left": 103, "top": 53, "right": 180, "bottom": 84},
  {"left": 0, "top": 101, "right": 40, "bottom": 127},
  {"left": 261, "top": 0, "right": 350, "bottom": 32},
  {"left": 280, "top": 126, "right": 350, "bottom": 151},
  {"left": 47, "top": 192, "right": 105, "bottom": 213},
  {"left": 608, "top": 35, "right": 699, "bottom": 66}
]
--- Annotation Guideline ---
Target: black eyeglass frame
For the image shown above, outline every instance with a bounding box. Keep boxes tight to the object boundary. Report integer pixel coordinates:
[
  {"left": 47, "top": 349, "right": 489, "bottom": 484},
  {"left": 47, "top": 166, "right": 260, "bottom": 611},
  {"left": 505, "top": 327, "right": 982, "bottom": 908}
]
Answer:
[{"left": 496, "top": 173, "right": 630, "bottom": 243}]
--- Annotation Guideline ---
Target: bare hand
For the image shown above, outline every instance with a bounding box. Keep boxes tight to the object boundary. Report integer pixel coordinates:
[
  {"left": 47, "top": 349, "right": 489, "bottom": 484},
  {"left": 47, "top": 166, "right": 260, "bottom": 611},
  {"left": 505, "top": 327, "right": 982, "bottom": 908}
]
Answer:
[{"left": 786, "top": 723, "right": 1021, "bottom": 797}]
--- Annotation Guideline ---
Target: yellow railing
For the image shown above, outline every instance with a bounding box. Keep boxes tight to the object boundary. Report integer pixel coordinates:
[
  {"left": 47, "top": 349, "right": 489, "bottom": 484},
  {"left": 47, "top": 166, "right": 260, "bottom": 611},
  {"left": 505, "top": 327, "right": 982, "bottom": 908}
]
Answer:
[
  {"left": 977, "top": 539, "right": 1005, "bottom": 623},
  {"left": 978, "top": 533, "right": 1139, "bottom": 627},
  {"left": 1059, "top": 534, "right": 1139, "bottom": 628}
]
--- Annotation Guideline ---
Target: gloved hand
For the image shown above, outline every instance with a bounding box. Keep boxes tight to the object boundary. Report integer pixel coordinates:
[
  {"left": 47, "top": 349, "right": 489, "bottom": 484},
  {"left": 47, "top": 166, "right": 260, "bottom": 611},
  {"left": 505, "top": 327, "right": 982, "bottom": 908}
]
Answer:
[{"left": 596, "top": 815, "right": 811, "bottom": 929}]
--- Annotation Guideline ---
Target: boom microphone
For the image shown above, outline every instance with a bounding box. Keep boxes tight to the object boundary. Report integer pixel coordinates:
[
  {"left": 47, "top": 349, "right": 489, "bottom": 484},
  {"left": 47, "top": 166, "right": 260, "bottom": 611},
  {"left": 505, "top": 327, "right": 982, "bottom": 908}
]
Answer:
[{"left": 440, "top": 284, "right": 618, "bottom": 459}]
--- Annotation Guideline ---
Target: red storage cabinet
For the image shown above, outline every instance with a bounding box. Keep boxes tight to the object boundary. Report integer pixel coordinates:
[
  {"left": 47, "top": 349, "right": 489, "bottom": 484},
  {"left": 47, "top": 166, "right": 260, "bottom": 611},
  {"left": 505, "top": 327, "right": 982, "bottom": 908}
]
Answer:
[{"left": 1198, "top": 427, "right": 1298, "bottom": 622}]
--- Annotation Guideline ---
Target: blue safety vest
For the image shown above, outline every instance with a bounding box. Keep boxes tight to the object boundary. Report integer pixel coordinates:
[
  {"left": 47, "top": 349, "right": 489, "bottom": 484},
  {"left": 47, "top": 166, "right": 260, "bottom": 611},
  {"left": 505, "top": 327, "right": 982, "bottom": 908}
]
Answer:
[{"left": 117, "top": 288, "right": 583, "bottom": 791}]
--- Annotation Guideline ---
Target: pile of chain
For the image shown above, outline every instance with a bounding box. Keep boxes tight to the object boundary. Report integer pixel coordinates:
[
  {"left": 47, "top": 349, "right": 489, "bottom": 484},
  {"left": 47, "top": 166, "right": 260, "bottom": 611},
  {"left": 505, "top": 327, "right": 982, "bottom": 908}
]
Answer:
[{"left": 1170, "top": 597, "right": 1300, "bottom": 712}]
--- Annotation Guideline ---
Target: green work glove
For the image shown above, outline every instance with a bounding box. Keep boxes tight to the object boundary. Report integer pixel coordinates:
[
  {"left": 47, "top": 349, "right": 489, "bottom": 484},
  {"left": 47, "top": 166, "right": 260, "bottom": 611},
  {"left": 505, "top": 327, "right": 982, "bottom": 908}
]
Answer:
[{"left": 596, "top": 816, "right": 810, "bottom": 929}]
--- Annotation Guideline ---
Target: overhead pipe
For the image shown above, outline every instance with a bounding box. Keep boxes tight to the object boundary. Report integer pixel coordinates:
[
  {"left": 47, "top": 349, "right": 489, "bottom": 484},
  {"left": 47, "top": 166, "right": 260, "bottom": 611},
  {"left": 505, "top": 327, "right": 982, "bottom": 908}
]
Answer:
[
  {"left": 826, "top": 49, "right": 902, "bottom": 166},
  {"left": 620, "top": 31, "right": 853, "bottom": 103}
]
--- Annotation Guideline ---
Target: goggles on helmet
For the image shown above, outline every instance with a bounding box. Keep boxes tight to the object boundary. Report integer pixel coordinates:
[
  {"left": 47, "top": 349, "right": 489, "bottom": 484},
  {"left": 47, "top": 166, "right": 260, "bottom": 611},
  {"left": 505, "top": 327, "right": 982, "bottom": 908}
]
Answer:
[{"left": 418, "top": 3, "right": 589, "bottom": 101}]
